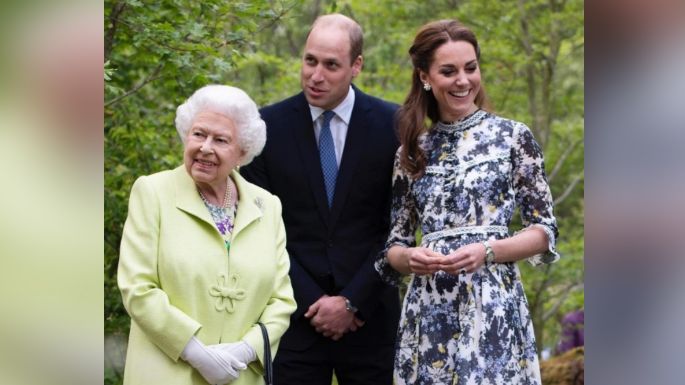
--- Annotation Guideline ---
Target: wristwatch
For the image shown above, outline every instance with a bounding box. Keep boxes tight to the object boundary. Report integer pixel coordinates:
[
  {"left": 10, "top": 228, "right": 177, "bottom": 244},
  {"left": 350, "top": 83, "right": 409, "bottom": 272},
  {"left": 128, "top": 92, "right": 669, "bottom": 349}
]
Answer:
[
  {"left": 482, "top": 241, "right": 496, "bottom": 265},
  {"left": 344, "top": 297, "right": 358, "bottom": 314}
]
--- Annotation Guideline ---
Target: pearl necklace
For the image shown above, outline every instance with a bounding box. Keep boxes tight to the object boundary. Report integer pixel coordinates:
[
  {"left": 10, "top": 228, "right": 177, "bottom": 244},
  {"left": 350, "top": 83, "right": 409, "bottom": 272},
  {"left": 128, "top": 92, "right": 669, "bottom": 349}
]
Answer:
[{"left": 198, "top": 179, "right": 233, "bottom": 209}]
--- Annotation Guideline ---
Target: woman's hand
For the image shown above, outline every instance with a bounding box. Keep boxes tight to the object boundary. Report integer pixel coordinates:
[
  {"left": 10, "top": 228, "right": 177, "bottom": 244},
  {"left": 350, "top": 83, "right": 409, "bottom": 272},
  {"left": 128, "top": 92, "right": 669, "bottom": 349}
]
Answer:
[
  {"left": 388, "top": 246, "right": 445, "bottom": 275},
  {"left": 439, "top": 242, "right": 487, "bottom": 275},
  {"left": 209, "top": 341, "right": 256, "bottom": 368},
  {"left": 407, "top": 247, "right": 446, "bottom": 275},
  {"left": 181, "top": 336, "right": 245, "bottom": 384}
]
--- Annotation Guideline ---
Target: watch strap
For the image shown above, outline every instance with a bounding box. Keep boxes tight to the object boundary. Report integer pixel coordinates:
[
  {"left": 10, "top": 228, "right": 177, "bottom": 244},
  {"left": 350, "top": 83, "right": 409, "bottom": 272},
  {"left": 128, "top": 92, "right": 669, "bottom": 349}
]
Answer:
[
  {"left": 344, "top": 297, "right": 358, "bottom": 313},
  {"left": 482, "top": 241, "right": 496, "bottom": 265}
]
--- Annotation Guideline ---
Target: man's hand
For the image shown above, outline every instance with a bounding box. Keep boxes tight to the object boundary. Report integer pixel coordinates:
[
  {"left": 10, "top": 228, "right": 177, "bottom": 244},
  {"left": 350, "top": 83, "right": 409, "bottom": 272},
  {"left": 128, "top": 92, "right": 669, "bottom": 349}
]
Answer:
[
  {"left": 349, "top": 316, "right": 365, "bottom": 332},
  {"left": 304, "top": 295, "right": 359, "bottom": 340}
]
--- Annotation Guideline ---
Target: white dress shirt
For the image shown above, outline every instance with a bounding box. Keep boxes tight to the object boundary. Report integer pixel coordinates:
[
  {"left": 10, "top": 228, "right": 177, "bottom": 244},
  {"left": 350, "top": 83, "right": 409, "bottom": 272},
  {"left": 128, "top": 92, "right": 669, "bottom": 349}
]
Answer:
[{"left": 309, "top": 86, "right": 355, "bottom": 166}]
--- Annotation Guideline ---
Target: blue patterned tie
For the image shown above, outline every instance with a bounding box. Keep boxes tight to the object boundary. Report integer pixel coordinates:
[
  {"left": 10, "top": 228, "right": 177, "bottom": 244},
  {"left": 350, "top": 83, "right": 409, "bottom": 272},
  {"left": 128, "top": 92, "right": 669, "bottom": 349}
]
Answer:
[{"left": 318, "top": 110, "right": 337, "bottom": 207}]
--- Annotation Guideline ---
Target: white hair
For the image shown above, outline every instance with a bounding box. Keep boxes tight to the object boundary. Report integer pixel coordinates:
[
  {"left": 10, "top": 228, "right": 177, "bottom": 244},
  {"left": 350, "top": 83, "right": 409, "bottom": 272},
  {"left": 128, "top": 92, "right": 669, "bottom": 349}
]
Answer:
[{"left": 175, "top": 85, "right": 266, "bottom": 166}]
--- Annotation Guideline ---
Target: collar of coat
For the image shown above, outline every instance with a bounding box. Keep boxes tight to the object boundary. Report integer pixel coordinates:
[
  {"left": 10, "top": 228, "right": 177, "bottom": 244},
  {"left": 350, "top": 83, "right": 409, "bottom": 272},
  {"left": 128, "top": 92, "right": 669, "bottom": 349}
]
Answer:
[{"left": 173, "top": 166, "right": 264, "bottom": 236}]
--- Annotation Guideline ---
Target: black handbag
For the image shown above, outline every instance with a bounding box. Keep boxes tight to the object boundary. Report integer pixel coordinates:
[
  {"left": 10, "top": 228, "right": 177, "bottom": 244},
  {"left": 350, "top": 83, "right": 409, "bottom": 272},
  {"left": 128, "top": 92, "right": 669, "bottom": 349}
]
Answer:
[{"left": 257, "top": 322, "right": 273, "bottom": 385}]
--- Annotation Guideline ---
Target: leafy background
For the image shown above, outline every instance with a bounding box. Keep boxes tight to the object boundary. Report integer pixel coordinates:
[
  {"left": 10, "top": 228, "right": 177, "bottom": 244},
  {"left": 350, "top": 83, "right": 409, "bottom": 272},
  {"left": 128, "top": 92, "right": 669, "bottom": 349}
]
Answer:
[{"left": 105, "top": 0, "right": 583, "bottom": 382}]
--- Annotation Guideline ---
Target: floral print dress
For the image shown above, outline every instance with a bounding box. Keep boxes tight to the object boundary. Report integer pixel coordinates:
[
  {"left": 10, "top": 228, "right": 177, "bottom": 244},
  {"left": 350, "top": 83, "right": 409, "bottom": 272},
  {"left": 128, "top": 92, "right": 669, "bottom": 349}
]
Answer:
[{"left": 375, "top": 110, "right": 559, "bottom": 385}]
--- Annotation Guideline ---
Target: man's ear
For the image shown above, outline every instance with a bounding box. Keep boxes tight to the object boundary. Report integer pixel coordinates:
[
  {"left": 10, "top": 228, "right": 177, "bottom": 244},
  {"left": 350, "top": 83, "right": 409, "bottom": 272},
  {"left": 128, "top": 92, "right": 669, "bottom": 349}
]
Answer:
[{"left": 351, "top": 55, "right": 363, "bottom": 78}]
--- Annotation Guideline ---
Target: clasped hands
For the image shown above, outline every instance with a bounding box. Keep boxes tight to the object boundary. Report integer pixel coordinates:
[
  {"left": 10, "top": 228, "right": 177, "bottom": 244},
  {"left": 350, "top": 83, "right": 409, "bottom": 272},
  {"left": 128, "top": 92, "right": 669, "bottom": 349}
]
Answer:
[
  {"left": 181, "top": 336, "right": 256, "bottom": 385},
  {"left": 304, "top": 295, "right": 364, "bottom": 341},
  {"left": 404, "top": 243, "right": 487, "bottom": 275}
]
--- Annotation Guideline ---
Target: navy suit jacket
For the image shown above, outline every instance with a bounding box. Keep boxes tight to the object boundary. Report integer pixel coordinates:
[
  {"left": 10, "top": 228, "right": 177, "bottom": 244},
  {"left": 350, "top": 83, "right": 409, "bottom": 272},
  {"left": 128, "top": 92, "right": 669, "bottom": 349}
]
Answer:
[{"left": 241, "top": 86, "right": 401, "bottom": 350}]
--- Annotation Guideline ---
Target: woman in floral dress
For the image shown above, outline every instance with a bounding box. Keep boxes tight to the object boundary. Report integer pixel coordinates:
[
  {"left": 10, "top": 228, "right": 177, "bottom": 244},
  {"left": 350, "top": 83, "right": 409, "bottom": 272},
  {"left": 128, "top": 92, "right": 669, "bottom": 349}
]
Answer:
[{"left": 375, "top": 20, "right": 559, "bottom": 385}]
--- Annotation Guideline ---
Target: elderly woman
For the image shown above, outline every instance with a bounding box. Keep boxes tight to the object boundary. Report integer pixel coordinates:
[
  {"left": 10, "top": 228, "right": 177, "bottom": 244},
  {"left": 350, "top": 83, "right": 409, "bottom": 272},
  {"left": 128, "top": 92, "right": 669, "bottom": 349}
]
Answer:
[{"left": 118, "top": 85, "right": 296, "bottom": 385}]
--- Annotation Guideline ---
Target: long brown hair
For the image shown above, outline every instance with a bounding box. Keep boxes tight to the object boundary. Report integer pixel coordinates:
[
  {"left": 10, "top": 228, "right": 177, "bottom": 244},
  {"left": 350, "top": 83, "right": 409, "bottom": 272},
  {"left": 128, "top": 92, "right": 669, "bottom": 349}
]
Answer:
[{"left": 398, "top": 20, "right": 491, "bottom": 178}]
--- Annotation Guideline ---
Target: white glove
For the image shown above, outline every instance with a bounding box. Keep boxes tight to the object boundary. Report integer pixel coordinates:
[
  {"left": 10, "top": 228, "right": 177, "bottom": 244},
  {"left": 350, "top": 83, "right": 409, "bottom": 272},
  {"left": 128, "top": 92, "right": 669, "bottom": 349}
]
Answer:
[
  {"left": 180, "top": 336, "right": 246, "bottom": 384},
  {"left": 210, "top": 341, "right": 257, "bottom": 367}
]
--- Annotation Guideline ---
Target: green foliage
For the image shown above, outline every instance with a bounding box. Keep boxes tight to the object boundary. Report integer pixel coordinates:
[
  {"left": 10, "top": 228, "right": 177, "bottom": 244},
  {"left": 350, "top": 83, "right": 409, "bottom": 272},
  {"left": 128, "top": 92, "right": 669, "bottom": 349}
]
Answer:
[
  {"left": 105, "top": 0, "right": 583, "bottom": 363},
  {"left": 104, "top": 367, "right": 124, "bottom": 385}
]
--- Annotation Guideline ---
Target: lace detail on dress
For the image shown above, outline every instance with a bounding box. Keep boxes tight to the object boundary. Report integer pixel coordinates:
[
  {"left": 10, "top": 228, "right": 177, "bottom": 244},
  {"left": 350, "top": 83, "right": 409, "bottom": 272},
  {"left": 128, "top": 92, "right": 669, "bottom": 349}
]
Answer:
[{"left": 434, "top": 109, "right": 488, "bottom": 134}]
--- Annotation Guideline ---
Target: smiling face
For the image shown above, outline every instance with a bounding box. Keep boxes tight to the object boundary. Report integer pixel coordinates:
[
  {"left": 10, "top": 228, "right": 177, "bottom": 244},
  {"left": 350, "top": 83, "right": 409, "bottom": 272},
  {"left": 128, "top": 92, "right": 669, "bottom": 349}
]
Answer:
[
  {"left": 300, "top": 24, "right": 362, "bottom": 110},
  {"left": 420, "top": 40, "right": 481, "bottom": 122},
  {"left": 183, "top": 110, "right": 245, "bottom": 190}
]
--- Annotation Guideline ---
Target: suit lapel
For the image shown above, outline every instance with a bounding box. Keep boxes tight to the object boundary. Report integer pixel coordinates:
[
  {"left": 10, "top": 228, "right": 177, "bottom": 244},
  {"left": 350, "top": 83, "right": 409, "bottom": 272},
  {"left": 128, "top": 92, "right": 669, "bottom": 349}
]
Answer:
[
  {"left": 328, "top": 90, "right": 371, "bottom": 229},
  {"left": 290, "top": 94, "right": 331, "bottom": 223}
]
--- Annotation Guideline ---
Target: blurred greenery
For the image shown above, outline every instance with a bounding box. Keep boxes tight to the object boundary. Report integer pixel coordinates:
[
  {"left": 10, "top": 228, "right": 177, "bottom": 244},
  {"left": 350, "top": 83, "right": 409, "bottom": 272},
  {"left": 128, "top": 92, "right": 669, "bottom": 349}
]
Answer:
[
  {"left": 105, "top": 0, "right": 583, "bottom": 379},
  {"left": 104, "top": 367, "right": 124, "bottom": 385}
]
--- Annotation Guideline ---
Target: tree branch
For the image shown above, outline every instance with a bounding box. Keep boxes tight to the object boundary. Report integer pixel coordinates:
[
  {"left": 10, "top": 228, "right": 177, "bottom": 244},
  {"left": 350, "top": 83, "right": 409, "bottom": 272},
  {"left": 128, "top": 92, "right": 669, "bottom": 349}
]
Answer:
[
  {"left": 105, "top": 1, "right": 127, "bottom": 61},
  {"left": 531, "top": 264, "right": 553, "bottom": 312},
  {"left": 517, "top": 0, "right": 541, "bottom": 143},
  {"left": 286, "top": 28, "right": 300, "bottom": 57},
  {"left": 548, "top": 138, "right": 581, "bottom": 182},
  {"left": 105, "top": 62, "right": 164, "bottom": 107},
  {"left": 554, "top": 171, "right": 583, "bottom": 205},
  {"left": 496, "top": 61, "right": 519, "bottom": 112},
  {"left": 543, "top": 282, "right": 583, "bottom": 321},
  {"left": 117, "top": 19, "right": 201, "bottom": 53},
  {"left": 256, "top": 2, "right": 299, "bottom": 34},
  {"left": 217, "top": 4, "right": 296, "bottom": 50}
]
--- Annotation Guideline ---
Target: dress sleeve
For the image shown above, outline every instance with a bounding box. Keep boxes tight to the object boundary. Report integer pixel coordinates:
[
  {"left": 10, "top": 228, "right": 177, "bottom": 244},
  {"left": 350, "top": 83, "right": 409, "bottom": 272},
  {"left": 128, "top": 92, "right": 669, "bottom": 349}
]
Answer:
[
  {"left": 511, "top": 123, "right": 561, "bottom": 266},
  {"left": 374, "top": 147, "right": 419, "bottom": 286}
]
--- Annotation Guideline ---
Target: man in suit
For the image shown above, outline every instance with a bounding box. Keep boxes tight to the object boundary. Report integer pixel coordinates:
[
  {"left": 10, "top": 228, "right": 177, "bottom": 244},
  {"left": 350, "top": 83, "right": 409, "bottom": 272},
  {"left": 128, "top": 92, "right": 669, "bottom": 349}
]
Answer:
[{"left": 240, "top": 13, "right": 400, "bottom": 385}]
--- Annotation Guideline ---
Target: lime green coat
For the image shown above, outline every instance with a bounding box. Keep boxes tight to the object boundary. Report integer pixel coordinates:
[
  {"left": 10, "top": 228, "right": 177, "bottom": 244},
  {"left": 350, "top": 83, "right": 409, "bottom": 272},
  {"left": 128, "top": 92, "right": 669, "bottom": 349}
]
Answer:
[{"left": 118, "top": 166, "right": 296, "bottom": 385}]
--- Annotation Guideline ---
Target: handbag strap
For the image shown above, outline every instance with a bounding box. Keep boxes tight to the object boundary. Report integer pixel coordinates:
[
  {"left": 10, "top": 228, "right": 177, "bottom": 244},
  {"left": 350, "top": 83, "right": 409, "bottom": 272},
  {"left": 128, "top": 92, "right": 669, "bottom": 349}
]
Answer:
[{"left": 257, "top": 322, "right": 273, "bottom": 385}]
